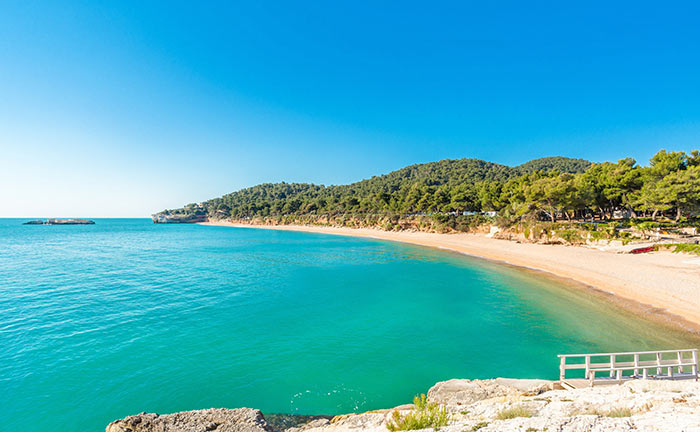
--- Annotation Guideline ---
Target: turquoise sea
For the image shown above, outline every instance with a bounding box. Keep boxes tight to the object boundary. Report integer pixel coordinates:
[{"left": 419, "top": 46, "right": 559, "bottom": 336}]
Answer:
[{"left": 1, "top": 218, "right": 698, "bottom": 431}]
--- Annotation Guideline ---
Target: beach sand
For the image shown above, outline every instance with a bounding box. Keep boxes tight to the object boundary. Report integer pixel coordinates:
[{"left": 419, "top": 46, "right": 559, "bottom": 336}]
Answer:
[{"left": 199, "top": 221, "right": 700, "bottom": 333}]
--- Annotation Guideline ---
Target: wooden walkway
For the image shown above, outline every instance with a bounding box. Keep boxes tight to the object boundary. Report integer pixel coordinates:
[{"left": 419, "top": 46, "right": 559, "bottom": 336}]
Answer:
[{"left": 558, "top": 349, "right": 698, "bottom": 390}]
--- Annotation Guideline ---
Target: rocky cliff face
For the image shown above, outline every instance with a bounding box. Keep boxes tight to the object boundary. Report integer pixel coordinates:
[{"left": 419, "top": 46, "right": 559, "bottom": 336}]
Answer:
[
  {"left": 151, "top": 213, "right": 208, "bottom": 223},
  {"left": 106, "top": 379, "right": 700, "bottom": 432}
]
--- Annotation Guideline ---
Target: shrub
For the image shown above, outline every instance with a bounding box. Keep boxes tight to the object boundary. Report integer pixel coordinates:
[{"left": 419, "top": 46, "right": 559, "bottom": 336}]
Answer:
[
  {"left": 669, "top": 243, "right": 700, "bottom": 255},
  {"left": 454, "top": 215, "right": 491, "bottom": 232},
  {"left": 495, "top": 405, "right": 535, "bottom": 420},
  {"left": 588, "top": 230, "right": 607, "bottom": 241},
  {"left": 604, "top": 222, "right": 619, "bottom": 237},
  {"left": 576, "top": 407, "right": 632, "bottom": 417},
  {"left": 386, "top": 394, "right": 449, "bottom": 431},
  {"left": 530, "top": 223, "right": 546, "bottom": 240},
  {"left": 605, "top": 408, "right": 632, "bottom": 418},
  {"left": 555, "top": 229, "right": 584, "bottom": 245},
  {"left": 471, "top": 421, "right": 489, "bottom": 431}
]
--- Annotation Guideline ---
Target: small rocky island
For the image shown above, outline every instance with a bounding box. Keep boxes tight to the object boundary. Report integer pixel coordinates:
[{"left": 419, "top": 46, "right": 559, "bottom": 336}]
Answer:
[{"left": 23, "top": 218, "right": 95, "bottom": 225}]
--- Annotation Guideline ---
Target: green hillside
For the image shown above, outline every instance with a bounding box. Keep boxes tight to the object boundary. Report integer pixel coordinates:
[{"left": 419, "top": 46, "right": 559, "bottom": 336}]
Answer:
[{"left": 158, "top": 156, "right": 590, "bottom": 220}]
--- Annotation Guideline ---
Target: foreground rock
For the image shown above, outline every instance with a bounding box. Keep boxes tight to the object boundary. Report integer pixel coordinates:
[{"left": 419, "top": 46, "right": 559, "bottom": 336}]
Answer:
[
  {"left": 107, "top": 379, "right": 700, "bottom": 432},
  {"left": 427, "top": 377, "right": 554, "bottom": 407},
  {"left": 105, "top": 408, "right": 273, "bottom": 432},
  {"left": 291, "top": 379, "right": 700, "bottom": 432}
]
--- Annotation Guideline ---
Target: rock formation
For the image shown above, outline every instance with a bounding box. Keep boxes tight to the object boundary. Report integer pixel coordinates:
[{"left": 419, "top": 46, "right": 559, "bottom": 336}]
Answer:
[
  {"left": 107, "top": 379, "right": 700, "bottom": 432},
  {"left": 106, "top": 408, "right": 273, "bottom": 432},
  {"left": 151, "top": 213, "right": 207, "bottom": 223},
  {"left": 23, "top": 218, "right": 95, "bottom": 225},
  {"left": 22, "top": 220, "right": 45, "bottom": 225},
  {"left": 426, "top": 377, "right": 553, "bottom": 407}
]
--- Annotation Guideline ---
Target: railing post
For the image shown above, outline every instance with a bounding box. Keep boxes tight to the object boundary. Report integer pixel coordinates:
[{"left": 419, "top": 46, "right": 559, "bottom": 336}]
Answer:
[
  {"left": 559, "top": 356, "right": 566, "bottom": 381},
  {"left": 610, "top": 355, "right": 615, "bottom": 378},
  {"left": 558, "top": 349, "right": 698, "bottom": 386}
]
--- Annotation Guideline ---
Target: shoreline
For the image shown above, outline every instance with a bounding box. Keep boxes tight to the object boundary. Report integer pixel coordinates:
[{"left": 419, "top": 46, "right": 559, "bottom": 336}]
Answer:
[{"left": 198, "top": 221, "right": 700, "bottom": 335}]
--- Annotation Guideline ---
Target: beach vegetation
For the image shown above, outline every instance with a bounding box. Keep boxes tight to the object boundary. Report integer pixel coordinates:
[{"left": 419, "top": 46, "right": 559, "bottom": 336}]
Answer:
[
  {"left": 555, "top": 229, "right": 585, "bottom": 245},
  {"left": 654, "top": 243, "right": 700, "bottom": 255},
  {"left": 385, "top": 394, "right": 450, "bottom": 431}
]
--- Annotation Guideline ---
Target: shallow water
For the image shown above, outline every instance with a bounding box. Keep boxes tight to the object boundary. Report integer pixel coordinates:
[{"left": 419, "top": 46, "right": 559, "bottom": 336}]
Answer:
[{"left": 1, "top": 218, "right": 697, "bottom": 431}]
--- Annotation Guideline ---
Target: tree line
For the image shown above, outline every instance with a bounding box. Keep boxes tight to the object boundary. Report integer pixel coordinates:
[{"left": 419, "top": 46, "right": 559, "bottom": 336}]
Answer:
[
  {"left": 489, "top": 150, "right": 700, "bottom": 223},
  {"left": 177, "top": 151, "right": 700, "bottom": 224}
]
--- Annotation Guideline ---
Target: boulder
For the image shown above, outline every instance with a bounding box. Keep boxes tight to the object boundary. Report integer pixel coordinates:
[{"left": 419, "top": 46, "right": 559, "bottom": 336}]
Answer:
[
  {"left": 427, "top": 378, "right": 553, "bottom": 408},
  {"left": 105, "top": 408, "right": 273, "bottom": 432},
  {"left": 287, "top": 412, "right": 388, "bottom": 432}
]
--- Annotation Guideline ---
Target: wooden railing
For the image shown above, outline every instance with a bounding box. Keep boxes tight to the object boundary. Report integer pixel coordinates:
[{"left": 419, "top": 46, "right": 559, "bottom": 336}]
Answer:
[{"left": 558, "top": 349, "right": 698, "bottom": 386}]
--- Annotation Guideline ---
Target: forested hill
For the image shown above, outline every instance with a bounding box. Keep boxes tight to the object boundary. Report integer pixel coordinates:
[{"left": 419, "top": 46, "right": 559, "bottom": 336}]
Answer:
[
  {"left": 157, "top": 156, "right": 590, "bottom": 220},
  {"left": 515, "top": 156, "right": 592, "bottom": 175}
]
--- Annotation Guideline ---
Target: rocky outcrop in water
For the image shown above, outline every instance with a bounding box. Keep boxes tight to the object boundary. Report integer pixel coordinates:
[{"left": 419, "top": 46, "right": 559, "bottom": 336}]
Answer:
[
  {"left": 23, "top": 218, "right": 95, "bottom": 225},
  {"left": 22, "top": 220, "right": 45, "bottom": 225},
  {"left": 107, "top": 379, "right": 700, "bottom": 432}
]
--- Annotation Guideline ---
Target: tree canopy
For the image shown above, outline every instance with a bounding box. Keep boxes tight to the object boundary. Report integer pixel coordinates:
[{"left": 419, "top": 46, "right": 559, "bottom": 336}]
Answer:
[{"left": 159, "top": 151, "right": 700, "bottom": 224}]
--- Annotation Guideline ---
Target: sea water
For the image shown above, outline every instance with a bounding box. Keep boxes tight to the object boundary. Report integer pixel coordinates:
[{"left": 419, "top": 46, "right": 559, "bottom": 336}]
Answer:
[{"left": 1, "top": 218, "right": 697, "bottom": 431}]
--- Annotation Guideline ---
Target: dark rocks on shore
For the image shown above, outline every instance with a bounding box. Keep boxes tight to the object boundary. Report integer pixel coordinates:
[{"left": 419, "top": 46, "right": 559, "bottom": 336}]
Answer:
[
  {"left": 23, "top": 219, "right": 95, "bottom": 225},
  {"left": 105, "top": 408, "right": 274, "bottom": 432},
  {"left": 263, "top": 414, "right": 334, "bottom": 431},
  {"left": 104, "top": 409, "right": 333, "bottom": 432}
]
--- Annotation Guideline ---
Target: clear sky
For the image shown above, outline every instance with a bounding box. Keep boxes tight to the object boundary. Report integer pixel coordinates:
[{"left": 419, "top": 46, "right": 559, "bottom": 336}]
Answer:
[{"left": 2, "top": 1, "right": 700, "bottom": 217}]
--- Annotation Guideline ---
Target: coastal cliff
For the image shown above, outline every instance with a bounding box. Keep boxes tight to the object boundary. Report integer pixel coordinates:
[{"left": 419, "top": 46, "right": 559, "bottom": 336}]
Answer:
[
  {"left": 152, "top": 213, "right": 208, "bottom": 223},
  {"left": 106, "top": 378, "right": 700, "bottom": 432},
  {"left": 152, "top": 204, "right": 208, "bottom": 223}
]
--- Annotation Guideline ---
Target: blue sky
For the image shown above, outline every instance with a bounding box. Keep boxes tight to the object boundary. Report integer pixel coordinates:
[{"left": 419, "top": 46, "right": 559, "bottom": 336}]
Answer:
[{"left": 1, "top": 1, "right": 699, "bottom": 217}]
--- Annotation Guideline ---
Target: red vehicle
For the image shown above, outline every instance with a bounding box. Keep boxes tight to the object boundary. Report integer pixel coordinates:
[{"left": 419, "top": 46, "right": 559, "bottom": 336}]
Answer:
[{"left": 630, "top": 246, "right": 655, "bottom": 254}]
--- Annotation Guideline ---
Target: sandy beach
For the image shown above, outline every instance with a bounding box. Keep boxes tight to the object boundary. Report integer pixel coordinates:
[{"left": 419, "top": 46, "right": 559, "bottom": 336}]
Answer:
[{"left": 199, "top": 221, "right": 700, "bottom": 333}]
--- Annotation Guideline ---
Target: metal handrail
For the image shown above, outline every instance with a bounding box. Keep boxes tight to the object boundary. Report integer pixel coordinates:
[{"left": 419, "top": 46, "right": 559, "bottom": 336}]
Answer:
[
  {"left": 558, "top": 348, "right": 699, "bottom": 385},
  {"left": 558, "top": 348, "right": 698, "bottom": 358}
]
